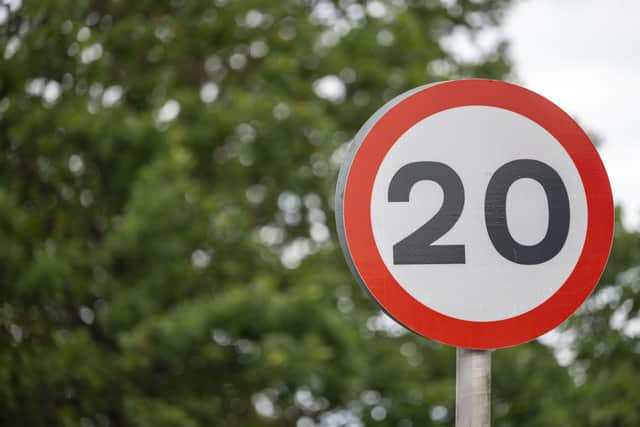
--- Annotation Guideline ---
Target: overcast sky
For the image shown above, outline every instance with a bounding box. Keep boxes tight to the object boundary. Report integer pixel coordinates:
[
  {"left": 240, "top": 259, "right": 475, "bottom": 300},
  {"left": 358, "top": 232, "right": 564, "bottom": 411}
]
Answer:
[{"left": 502, "top": 0, "right": 640, "bottom": 229}]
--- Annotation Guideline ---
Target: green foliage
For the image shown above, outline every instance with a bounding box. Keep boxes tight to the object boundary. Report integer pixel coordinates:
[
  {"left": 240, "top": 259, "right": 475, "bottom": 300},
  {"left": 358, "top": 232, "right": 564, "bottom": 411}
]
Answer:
[{"left": 1, "top": 1, "right": 639, "bottom": 426}]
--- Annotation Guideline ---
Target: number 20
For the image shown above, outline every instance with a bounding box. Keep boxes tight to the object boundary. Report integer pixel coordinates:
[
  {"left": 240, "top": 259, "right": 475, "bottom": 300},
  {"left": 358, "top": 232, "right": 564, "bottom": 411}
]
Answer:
[{"left": 389, "top": 159, "right": 570, "bottom": 265}]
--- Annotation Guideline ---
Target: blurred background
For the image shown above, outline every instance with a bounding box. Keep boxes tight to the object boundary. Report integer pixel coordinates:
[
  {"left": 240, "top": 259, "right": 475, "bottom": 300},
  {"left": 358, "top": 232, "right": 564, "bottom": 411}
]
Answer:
[{"left": 1, "top": 0, "right": 639, "bottom": 426}]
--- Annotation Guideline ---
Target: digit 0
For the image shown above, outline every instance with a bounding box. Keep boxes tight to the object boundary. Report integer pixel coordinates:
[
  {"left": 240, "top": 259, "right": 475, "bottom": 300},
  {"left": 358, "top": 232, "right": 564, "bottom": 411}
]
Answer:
[{"left": 485, "top": 159, "right": 570, "bottom": 265}]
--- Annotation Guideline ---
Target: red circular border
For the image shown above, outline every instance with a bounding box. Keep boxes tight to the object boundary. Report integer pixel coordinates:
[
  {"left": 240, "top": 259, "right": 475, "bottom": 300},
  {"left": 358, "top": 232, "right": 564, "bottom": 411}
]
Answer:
[{"left": 343, "top": 80, "right": 613, "bottom": 349}]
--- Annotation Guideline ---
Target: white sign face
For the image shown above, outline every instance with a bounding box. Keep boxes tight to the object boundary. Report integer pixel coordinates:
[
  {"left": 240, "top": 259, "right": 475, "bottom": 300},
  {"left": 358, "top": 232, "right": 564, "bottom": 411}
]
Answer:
[{"left": 370, "top": 106, "right": 588, "bottom": 321}]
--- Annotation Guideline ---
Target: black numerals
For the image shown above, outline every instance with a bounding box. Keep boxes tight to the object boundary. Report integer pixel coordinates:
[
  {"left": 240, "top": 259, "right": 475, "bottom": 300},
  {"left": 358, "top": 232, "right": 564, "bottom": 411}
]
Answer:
[
  {"left": 388, "top": 159, "right": 570, "bottom": 265},
  {"left": 389, "top": 162, "right": 466, "bottom": 265}
]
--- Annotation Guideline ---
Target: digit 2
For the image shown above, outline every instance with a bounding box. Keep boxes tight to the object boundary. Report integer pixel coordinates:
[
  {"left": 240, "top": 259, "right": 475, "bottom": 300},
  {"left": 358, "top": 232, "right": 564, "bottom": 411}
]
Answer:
[{"left": 388, "top": 162, "right": 465, "bottom": 264}]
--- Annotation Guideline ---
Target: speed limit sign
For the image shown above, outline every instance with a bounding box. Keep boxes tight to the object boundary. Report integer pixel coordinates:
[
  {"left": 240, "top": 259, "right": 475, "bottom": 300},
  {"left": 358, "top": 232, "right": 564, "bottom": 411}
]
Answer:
[{"left": 336, "top": 79, "right": 613, "bottom": 349}]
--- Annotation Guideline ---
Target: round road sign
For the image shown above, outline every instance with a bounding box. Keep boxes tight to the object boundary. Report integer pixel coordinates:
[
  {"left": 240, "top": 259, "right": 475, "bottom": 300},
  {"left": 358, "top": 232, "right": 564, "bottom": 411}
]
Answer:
[{"left": 336, "top": 79, "right": 613, "bottom": 349}]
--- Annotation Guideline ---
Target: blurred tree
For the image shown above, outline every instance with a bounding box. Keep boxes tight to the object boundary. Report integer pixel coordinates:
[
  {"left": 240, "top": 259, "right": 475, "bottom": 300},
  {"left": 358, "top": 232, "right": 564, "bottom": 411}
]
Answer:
[{"left": 1, "top": 0, "right": 638, "bottom": 426}]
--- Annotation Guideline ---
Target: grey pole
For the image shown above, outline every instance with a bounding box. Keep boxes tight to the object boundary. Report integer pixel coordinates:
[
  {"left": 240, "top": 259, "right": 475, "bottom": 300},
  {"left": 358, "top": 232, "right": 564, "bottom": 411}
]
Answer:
[{"left": 456, "top": 348, "right": 491, "bottom": 427}]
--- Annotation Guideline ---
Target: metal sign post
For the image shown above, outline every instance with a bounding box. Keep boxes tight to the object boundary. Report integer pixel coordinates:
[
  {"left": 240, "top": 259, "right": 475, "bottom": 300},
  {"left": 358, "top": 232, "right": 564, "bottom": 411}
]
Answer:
[
  {"left": 456, "top": 349, "right": 491, "bottom": 427},
  {"left": 335, "top": 79, "right": 613, "bottom": 426}
]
